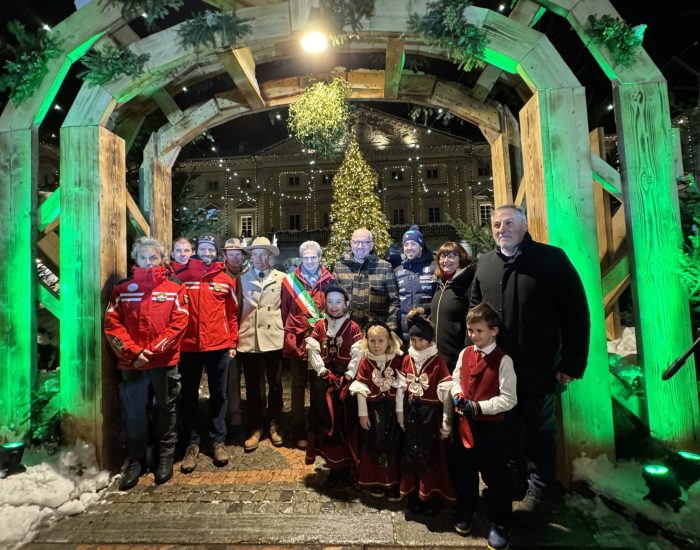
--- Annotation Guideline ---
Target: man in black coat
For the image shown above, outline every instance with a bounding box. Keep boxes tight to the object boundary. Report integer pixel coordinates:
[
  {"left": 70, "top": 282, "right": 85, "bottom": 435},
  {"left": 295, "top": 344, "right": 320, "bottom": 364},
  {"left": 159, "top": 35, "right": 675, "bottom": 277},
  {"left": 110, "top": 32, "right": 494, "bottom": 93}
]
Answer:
[{"left": 470, "top": 205, "right": 590, "bottom": 521}]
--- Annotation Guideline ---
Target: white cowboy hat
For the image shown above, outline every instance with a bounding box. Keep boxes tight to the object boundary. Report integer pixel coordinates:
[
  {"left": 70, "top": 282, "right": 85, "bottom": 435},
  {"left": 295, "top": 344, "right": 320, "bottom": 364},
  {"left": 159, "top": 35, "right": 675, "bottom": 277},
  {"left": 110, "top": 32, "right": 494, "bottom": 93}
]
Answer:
[{"left": 244, "top": 236, "right": 279, "bottom": 256}]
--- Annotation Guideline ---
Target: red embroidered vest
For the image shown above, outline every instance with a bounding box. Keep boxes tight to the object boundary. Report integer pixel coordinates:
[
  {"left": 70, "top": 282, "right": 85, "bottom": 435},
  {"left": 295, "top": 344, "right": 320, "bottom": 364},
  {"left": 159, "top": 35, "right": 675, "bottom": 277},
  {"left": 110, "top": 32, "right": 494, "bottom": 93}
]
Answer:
[{"left": 460, "top": 346, "right": 505, "bottom": 422}]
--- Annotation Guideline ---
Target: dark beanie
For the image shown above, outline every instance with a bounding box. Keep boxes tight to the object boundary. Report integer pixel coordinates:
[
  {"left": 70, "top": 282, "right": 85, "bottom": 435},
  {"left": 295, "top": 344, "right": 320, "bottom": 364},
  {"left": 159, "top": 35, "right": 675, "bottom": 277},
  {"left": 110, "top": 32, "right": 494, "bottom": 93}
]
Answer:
[
  {"left": 197, "top": 235, "right": 218, "bottom": 252},
  {"left": 402, "top": 225, "right": 425, "bottom": 249},
  {"left": 407, "top": 308, "right": 434, "bottom": 342}
]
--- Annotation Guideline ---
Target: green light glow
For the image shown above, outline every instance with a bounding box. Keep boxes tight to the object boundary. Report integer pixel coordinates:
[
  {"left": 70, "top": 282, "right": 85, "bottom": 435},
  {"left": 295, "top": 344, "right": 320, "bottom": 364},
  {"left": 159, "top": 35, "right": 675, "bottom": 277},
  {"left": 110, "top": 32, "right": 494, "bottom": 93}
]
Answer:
[
  {"left": 2, "top": 441, "right": 24, "bottom": 450},
  {"left": 38, "top": 187, "right": 60, "bottom": 231},
  {"left": 679, "top": 451, "right": 700, "bottom": 462},
  {"left": 483, "top": 48, "right": 518, "bottom": 74},
  {"left": 644, "top": 465, "right": 669, "bottom": 476}
]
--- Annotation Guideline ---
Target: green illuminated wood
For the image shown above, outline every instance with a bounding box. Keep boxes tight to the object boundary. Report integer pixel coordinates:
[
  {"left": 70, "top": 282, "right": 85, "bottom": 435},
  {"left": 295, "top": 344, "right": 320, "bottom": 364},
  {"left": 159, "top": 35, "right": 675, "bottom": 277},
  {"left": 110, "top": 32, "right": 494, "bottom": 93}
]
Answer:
[
  {"left": 39, "top": 188, "right": 61, "bottom": 232},
  {"left": 126, "top": 192, "right": 151, "bottom": 238},
  {"left": 384, "top": 37, "right": 405, "bottom": 100},
  {"left": 60, "top": 125, "right": 126, "bottom": 467},
  {"left": 0, "top": 128, "right": 37, "bottom": 433},
  {"left": 38, "top": 283, "right": 60, "bottom": 320},
  {"left": 614, "top": 82, "right": 700, "bottom": 444},
  {"left": 520, "top": 89, "right": 615, "bottom": 473}
]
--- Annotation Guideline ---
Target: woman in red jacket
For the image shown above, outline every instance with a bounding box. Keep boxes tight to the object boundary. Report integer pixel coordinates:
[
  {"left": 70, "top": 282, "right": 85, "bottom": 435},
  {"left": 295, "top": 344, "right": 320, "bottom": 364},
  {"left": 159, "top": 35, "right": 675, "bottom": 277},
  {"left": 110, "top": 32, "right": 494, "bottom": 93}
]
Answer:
[
  {"left": 104, "top": 237, "right": 189, "bottom": 491},
  {"left": 281, "top": 241, "right": 335, "bottom": 449}
]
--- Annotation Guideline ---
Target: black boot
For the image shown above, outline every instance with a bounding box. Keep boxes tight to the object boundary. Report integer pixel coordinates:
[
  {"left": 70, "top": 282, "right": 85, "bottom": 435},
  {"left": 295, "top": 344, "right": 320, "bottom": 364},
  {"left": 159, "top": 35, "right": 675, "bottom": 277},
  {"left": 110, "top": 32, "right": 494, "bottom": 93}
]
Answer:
[
  {"left": 119, "top": 459, "right": 144, "bottom": 491},
  {"left": 154, "top": 455, "right": 174, "bottom": 485}
]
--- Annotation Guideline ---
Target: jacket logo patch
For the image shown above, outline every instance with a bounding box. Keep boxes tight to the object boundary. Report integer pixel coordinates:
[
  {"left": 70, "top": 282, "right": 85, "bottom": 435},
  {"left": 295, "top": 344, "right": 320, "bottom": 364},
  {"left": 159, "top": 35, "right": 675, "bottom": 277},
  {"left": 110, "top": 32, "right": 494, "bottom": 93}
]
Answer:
[
  {"left": 213, "top": 283, "right": 223, "bottom": 292},
  {"left": 112, "top": 337, "right": 125, "bottom": 351},
  {"left": 156, "top": 292, "right": 167, "bottom": 302},
  {"left": 423, "top": 266, "right": 431, "bottom": 273},
  {"left": 184, "top": 294, "right": 189, "bottom": 304},
  {"left": 127, "top": 283, "right": 139, "bottom": 291}
]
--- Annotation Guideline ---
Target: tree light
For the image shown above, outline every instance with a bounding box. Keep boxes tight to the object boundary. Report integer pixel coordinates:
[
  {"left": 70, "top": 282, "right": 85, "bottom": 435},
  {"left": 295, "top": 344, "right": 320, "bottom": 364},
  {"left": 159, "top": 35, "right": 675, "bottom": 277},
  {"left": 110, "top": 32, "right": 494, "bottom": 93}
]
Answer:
[{"left": 301, "top": 31, "right": 328, "bottom": 53}]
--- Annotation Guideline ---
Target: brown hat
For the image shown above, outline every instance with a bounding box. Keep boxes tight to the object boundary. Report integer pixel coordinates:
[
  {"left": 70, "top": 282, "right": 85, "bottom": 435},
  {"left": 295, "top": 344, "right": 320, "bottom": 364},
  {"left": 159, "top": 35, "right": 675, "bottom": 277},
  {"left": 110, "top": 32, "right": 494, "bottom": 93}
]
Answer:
[
  {"left": 223, "top": 238, "right": 247, "bottom": 253},
  {"left": 244, "top": 236, "right": 280, "bottom": 256}
]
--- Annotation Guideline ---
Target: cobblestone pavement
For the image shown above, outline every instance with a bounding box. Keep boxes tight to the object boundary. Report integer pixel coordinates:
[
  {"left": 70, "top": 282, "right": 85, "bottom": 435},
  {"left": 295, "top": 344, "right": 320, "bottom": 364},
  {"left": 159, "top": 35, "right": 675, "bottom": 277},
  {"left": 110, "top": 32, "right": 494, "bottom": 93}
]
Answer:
[{"left": 25, "top": 369, "right": 677, "bottom": 549}]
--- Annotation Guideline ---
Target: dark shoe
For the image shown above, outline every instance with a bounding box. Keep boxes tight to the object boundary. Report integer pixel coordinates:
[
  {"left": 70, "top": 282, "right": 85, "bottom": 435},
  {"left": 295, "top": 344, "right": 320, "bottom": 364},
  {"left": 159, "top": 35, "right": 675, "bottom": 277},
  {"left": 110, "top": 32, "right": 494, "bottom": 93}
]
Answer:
[
  {"left": 408, "top": 493, "right": 421, "bottom": 513},
  {"left": 369, "top": 486, "right": 385, "bottom": 498},
  {"left": 387, "top": 485, "right": 401, "bottom": 502},
  {"left": 514, "top": 491, "right": 546, "bottom": 524},
  {"left": 212, "top": 442, "right": 230, "bottom": 467},
  {"left": 327, "top": 469, "right": 341, "bottom": 487},
  {"left": 180, "top": 444, "right": 199, "bottom": 474},
  {"left": 453, "top": 511, "right": 473, "bottom": 536},
  {"left": 119, "top": 459, "right": 144, "bottom": 491},
  {"left": 296, "top": 438, "right": 308, "bottom": 450},
  {"left": 269, "top": 421, "right": 283, "bottom": 447},
  {"left": 154, "top": 456, "right": 174, "bottom": 484},
  {"left": 421, "top": 498, "right": 435, "bottom": 516},
  {"left": 487, "top": 523, "right": 509, "bottom": 550},
  {"left": 244, "top": 429, "right": 262, "bottom": 452}
]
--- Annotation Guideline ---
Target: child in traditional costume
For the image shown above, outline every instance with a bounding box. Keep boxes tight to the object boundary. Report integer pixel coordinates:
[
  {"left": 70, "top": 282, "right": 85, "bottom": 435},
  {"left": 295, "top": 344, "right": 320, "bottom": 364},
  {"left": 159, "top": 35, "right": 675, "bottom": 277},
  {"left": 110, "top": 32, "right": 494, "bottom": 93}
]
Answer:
[
  {"left": 350, "top": 320, "right": 404, "bottom": 499},
  {"left": 397, "top": 307, "right": 456, "bottom": 514},
  {"left": 305, "top": 282, "right": 363, "bottom": 486}
]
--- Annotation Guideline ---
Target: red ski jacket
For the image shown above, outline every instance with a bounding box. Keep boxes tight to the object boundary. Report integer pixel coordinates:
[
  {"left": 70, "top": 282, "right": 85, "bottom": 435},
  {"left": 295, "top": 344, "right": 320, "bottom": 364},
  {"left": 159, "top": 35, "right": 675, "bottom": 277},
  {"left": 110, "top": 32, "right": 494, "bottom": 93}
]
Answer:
[
  {"left": 178, "top": 260, "right": 239, "bottom": 352},
  {"left": 104, "top": 265, "right": 189, "bottom": 370}
]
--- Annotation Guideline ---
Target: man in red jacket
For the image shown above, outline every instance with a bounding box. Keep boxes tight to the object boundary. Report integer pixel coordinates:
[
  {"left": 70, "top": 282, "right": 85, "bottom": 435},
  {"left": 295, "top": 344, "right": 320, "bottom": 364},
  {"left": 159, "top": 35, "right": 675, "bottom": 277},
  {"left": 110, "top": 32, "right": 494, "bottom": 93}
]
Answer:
[
  {"left": 104, "top": 237, "right": 189, "bottom": 490},
  {"left": 281, "top": 240, "right": 334, "bottom": 449},
  {"left": 179, "top": 235, "right": 239, "bottom": 473}
]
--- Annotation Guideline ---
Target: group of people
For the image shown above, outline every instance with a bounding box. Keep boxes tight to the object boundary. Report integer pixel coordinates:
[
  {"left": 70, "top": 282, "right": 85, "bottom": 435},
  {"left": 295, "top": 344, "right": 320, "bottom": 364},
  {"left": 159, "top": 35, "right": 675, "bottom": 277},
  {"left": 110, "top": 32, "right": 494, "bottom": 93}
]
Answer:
[{"left": 103, "top": 205, "right": 590, "bottom": 550}]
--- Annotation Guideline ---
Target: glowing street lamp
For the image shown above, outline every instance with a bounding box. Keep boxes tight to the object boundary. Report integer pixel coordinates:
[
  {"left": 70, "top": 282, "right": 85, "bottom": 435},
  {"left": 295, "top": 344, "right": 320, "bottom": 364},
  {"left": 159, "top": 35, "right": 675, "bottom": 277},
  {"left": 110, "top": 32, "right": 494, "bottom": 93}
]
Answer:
[{"left": 301, "top": 30, "right": 328, "bottom": 53}]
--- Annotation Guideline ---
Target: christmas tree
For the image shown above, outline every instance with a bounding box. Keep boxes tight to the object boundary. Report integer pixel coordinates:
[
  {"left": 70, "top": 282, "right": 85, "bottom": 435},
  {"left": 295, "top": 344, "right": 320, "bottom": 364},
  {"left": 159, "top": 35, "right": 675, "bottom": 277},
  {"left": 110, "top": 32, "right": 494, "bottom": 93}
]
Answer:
[{"left": 324, "top": 137, "right": 392, "bottom": 264}]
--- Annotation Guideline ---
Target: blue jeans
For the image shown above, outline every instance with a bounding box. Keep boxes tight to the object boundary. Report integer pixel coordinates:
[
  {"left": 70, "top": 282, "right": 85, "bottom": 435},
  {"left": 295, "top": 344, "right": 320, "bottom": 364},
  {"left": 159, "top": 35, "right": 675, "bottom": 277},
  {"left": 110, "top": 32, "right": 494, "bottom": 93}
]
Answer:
[
  {"left": 179, "top": 349, "right": 229, "bottom": 445},
  {"left": 120, "top": 366, "right": 180, "bottom": 461}
]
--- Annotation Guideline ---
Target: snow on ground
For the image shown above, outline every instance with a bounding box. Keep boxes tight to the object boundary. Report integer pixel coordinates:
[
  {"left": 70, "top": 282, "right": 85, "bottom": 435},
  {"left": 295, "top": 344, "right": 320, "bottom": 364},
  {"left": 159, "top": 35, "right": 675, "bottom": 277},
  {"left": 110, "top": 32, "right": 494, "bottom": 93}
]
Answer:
[
  {"left": 0, "top": 440, "right": 111, "bottom": 550},
  {"left": 573, "top": 454, "right": 700, "bottom": 544}
]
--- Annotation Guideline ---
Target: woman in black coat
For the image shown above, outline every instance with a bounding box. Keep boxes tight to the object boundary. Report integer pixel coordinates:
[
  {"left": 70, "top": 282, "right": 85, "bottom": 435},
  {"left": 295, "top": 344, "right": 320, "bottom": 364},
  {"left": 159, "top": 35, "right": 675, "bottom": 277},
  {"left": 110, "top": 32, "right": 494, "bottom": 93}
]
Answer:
[{"left": 430, "top": 242, "right": 476, "bottom": 372}]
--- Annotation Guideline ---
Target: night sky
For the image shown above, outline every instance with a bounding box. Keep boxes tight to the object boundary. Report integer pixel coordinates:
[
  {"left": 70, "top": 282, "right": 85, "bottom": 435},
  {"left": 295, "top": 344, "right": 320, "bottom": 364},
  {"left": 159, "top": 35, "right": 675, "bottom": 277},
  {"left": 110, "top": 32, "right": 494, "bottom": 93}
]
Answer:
[{"left": 1, "top": 0, "right": 698, "bottom": 158}]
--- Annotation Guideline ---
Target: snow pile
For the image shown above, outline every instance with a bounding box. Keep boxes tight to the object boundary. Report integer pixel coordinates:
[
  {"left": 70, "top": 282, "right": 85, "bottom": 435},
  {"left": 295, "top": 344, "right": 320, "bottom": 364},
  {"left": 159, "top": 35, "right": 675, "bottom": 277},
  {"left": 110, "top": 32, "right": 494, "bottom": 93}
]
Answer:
[
  {"left": 607, "top": 326, "right": 637, "bottom": 356},
  {"left": 0, "top": 440, "right": 111, "bottom": 550},
  {"left": 573, "top": 454, "right": 700, "bottom": 543}
]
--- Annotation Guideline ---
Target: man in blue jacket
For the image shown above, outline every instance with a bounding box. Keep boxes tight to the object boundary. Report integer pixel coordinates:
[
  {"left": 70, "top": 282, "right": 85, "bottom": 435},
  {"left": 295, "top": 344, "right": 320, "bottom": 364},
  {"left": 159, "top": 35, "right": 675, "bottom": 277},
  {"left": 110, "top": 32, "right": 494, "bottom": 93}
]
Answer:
[{"left": 394, "top": 225, "right": 436, "bottom": 345}]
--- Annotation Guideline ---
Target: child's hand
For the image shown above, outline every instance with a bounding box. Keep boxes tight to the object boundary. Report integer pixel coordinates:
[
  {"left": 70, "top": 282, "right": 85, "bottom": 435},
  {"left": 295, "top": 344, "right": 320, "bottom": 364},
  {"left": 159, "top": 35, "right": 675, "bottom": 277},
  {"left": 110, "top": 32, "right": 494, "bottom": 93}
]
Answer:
[{"left": 359, "top": 416, "right": 370, "bottom": 430}]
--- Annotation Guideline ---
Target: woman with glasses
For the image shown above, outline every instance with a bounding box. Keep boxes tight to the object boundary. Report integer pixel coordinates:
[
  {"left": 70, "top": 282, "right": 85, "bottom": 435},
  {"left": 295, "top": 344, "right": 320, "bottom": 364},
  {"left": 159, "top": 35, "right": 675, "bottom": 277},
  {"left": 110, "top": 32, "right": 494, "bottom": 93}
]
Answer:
[{"left": 430, "top": 242, "right": 476, "bottom": 372}]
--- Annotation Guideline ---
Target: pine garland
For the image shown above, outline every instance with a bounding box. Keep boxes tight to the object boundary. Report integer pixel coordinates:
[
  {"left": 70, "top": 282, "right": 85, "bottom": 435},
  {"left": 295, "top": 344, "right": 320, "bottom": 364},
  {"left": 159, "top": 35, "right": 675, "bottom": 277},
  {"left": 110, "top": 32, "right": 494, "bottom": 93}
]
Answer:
[
  {"left": 0, "top": 21, "right": 62, "bottom": 105},
  {"left": 587, "top": 14, "right": 645, "bottom": 68},
  {"left": 408, "top": 0, "right": 487, "bottom": 72},
  {"left": 177, "top": 10, "right": 252, "bottom": 51},
  {"left": 79, "top": 44, "right": 150, "bottom": 86},
  {"left": 325, "top": 137, "right": 392, "bottom": 264},
  {"left": 409, "top": 106, "right": 460, "bottom": 127},
  {"left": 447, "top": 215, "right": 493, "bottom": 256},
  {"left": 320, "top": 0, "right": 375, "bottom": 33},
  {"left": 101, "top": 0, "right": 183, "bottom": 29},
  {"left": 288, "top": 77, "right": 351, "bottom": 159}
]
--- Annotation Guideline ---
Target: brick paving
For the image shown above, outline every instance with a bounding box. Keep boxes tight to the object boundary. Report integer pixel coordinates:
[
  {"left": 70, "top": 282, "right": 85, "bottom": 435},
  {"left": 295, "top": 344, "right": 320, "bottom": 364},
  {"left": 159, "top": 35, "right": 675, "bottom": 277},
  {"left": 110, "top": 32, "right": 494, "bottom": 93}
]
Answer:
[{"left": 25, "top": 368, "right": 679, "bottom": 549}]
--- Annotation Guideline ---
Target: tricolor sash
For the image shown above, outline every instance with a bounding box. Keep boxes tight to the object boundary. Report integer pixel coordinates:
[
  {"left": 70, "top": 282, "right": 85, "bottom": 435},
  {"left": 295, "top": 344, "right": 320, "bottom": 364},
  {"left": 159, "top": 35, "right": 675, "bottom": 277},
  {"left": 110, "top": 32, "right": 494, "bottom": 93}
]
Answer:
[{"left": 283, "top": 272, "right": 323, "bottom": 325}]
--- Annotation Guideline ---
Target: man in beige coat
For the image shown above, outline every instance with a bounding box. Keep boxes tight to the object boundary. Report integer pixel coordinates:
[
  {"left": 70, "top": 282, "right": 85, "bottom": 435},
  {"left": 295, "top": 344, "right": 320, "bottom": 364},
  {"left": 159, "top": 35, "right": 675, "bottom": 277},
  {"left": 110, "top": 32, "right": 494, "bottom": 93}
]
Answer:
[{"left": 237, "top": 236, "right": 285, "bottom": 451}]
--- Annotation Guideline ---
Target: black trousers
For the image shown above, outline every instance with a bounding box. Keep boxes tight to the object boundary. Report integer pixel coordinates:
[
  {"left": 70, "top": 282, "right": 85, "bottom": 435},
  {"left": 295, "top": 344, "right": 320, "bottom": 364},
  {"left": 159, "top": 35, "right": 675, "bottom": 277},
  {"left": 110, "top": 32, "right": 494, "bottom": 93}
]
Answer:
[
  {"left": 226, "top": 354, "right": 243, "bottom": 427},
  {"left": 179, "top": 349, "right": 229, "bottom": 446},
  {"left": 239, "top": 350, "right": 283, "bottom": 429},
  {"left": 451, "top": 419, "right": 511, "bottom": 527},
  {"left": 120, "top": 366, "right": 180, "bottom": 460}
]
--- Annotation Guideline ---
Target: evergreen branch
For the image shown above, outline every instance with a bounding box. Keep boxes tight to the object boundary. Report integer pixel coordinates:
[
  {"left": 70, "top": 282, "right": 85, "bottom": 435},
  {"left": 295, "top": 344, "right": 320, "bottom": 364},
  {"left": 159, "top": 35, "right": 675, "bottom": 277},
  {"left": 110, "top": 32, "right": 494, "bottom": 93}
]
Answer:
[
  {"left": 177, "top": 11, "right": 252, "bottom": 51},
  {"left": 78, "top": 44, "right": 150, "bottom": 86},
  {"left": 320, "top": 0, "right": 375, "bottom": 34},
  {"left": 446, "top": 215, "right": 493, "bottom": 256},
  {"left": 100, "top": 0, "right": 184, "bottom": 29},
  {"left": 588, "top": 14, "right": 645, "bottom": 68}
]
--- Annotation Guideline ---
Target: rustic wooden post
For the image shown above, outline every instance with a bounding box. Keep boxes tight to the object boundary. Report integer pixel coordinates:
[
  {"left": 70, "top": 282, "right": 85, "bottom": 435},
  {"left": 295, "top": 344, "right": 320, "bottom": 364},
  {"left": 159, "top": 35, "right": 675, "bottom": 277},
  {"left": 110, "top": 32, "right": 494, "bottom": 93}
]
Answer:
[
  {"left": 141, "top": 134, "right": 177, "bottom": 248},
  {"left": 59, "top": 124, "right": 126, "bottom": 467}
]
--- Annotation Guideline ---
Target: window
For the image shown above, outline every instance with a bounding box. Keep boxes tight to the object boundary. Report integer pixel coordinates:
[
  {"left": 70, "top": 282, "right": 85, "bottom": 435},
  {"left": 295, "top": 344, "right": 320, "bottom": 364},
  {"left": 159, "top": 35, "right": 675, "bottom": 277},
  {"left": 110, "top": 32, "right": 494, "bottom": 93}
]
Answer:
[
  {"left": 477, "top": 158, "right": 491, "bottom": 176},
  {"left": 208, "top": 180, "right": 218, "bottom": 191},
  {"left": 289, "top": 175, "right": 300, "bottom": 186},
  {"left": 323, "top": 213, "right": 330, "bottom": 228},
  {"left": 479, "top": 203, "right": 493, "bottom": 227},
  {"left": 426, "top": 167, "right": 439, "bottom": 180},
  {"left": 240, "top": 215, "right": 253, "bottom": 237},
  {"left": 390, "top": 170, "right": 403, "bottom": 181},
  {"left": 393, "top": 209, "right": 405, "bottom": 225},
  {"left": 289, "top": 214, "right": 301, "bottom": 230},
  {"left": 322, "top": 174, "right": 333, "bottom": 184},
  {"left": 428, "top": 207, "right": 441, "bottom": 223}
]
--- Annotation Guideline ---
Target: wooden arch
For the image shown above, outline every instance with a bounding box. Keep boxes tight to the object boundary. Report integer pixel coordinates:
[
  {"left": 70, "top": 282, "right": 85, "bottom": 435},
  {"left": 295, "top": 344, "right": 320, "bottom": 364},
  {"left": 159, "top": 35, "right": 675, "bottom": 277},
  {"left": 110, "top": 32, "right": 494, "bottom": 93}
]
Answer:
[{"left": 0, "top": 0, "right": 696, "bottom": 467}]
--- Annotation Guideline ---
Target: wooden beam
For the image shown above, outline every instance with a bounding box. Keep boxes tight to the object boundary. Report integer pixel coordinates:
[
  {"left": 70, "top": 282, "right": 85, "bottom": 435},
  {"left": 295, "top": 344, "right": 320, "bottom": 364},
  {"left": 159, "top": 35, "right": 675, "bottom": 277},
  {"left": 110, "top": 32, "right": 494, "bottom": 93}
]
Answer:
[
  {"left": 60, "top": 125, "right": 126, "bottom": 468},
  {"left": 39, "top": 188, "right": 61, "bottom": 232},
  {"left": 110, "top": 23, "right": 141, "bottom": 47},
  {"left": 152, "top": 89, "right": 183, "bottom": 125},
  {"left": 126, "top": 192, "right": 151, "bottom": 237},
  {"left": 591, "top": 152, "right": 622, "bottom": 200},
  {"left": 38, "top": 231, "right": 60, "bottom": 268},
  {"left": 601, "top": 254, "right": 630, "bottom": 298},
  {"left": 141, "top": 135, "right": 174, "bottom": 248},
  {"left": 514, "top": 177, "right": 526, "bottom": 207},
  {"left": 38, "top": 282, "right": 61, "bottom": 320},
  {"left": 491, "top": 133, "right": 513, "bottom": 206},
  {"left": 220, "top": 47, "right": 265, "bottom": 110},
  {"left": 384, "top": 37, "right": 405, "bottom": 100},
  {"left": 112, "top": 108, "right": 146, "bottom": 153}
]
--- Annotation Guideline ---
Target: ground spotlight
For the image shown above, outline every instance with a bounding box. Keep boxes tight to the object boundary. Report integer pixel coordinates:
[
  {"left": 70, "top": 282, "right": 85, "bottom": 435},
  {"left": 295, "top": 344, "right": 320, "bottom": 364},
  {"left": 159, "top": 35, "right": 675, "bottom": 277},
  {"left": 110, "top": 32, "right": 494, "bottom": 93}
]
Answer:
[
  {"left": 642, "top": 464, "right": 683, "bottom": 511},
  {"left": 672, "top": 450, "right": 700, "bottom": 489},
  {"left": 301, "top": 30, "right": 328, "bottom": 53},
  {"left": 0, "top": 441, "right": 26, "bottom": 478}
]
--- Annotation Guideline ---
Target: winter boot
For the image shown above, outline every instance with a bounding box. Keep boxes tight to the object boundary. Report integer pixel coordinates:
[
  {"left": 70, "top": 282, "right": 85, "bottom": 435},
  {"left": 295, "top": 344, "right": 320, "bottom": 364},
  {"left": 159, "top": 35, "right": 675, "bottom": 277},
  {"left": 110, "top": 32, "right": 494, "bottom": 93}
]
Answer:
[
  {"left": 154, "top": 455, "right": 174, "bottom": 485},
  {"left": 119, "top": 459, "right": 144, "bottom": 491},
  {"left": 180, "top": 444, "right": 199, "bottom": 474}
]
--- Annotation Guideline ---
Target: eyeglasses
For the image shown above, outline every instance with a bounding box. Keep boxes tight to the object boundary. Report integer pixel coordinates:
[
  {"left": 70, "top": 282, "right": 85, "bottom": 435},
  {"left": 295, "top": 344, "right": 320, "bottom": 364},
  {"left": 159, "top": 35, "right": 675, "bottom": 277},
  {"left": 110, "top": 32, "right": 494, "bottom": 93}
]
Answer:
[
  {"left": 351, "top": 240, "right": 373, "bottom": 246},
  {"left": 439, "top": 252, "right": 459, "bottom": 260}
]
